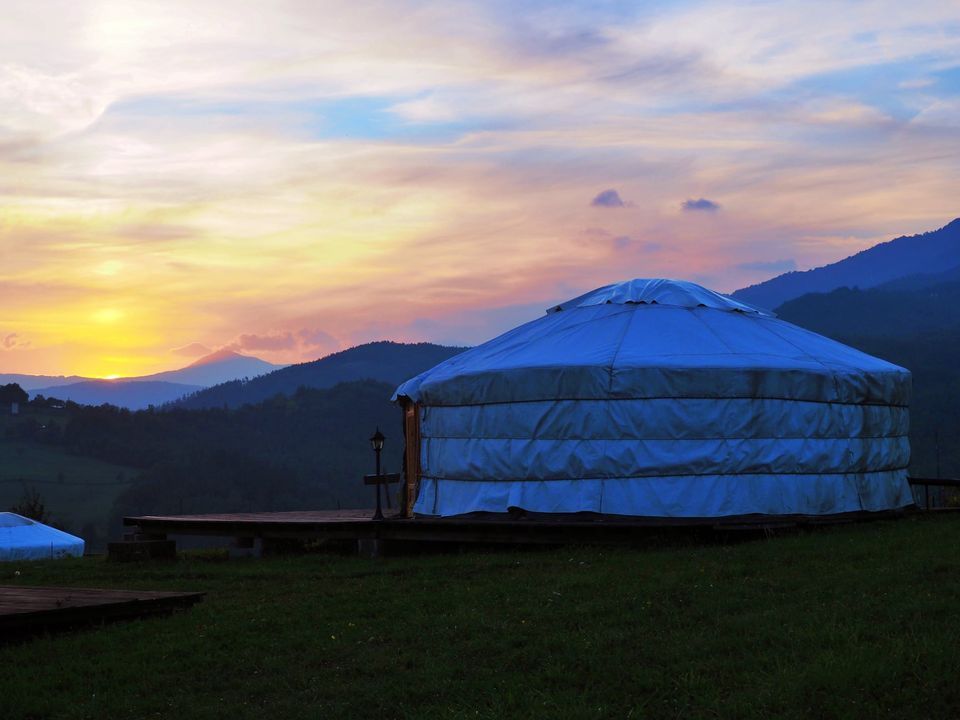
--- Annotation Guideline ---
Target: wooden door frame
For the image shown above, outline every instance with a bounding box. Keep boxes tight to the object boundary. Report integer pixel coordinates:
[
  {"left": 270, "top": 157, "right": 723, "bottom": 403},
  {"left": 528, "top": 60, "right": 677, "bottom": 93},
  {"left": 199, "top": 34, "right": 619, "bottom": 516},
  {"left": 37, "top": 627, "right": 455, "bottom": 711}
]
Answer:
[{"left": 402, "top": 399, "right": 421, "bottom": 518}]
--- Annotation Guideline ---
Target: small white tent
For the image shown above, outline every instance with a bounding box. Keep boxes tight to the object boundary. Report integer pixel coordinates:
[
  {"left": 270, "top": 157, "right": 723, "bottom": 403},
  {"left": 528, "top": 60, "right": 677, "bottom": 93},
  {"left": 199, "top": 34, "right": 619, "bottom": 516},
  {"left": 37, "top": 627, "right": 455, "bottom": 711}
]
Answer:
[
  {"left": 394, "top": 278, "right": 912, "bottom": 519},
  {"left": 0, "top": 512, "right": 84, "bottom": 561}
]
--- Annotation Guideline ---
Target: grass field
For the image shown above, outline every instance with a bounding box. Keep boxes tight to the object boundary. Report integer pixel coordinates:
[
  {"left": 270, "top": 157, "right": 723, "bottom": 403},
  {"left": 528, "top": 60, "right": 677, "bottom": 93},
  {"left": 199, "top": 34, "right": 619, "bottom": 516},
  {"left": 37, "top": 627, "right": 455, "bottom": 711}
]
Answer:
[{"left": 1, "top": 514, "right": 959, "bottom": 719}]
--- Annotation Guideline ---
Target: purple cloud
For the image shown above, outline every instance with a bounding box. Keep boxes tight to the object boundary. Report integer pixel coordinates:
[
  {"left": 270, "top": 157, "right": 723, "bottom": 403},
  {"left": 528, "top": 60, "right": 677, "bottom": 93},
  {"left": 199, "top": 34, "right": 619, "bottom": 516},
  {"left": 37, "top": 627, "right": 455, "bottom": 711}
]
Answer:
[
  {"left": 682, "top": 198, "right": 720, "bottom": 212},
  {"left": 591, "top": 189, "right": 626, "bottom": 208}
]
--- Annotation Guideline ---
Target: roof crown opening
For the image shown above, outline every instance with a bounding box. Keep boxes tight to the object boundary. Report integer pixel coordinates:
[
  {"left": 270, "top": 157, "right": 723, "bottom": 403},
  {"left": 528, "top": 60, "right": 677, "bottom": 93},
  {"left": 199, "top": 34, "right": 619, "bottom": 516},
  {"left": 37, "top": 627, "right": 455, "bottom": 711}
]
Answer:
[{"left": 548, "top": 278, "right": 772, "bottom": 315}]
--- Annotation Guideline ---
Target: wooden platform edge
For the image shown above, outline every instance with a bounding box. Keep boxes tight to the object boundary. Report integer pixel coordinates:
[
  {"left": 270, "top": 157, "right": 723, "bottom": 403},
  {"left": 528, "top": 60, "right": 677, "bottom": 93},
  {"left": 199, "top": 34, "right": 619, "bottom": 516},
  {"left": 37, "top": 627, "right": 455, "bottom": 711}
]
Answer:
[
  {"left": 0, "top": 586, "right": 205, "bottom": 637},
  {"left": 120, "top": 507, "right": 911, "bottom": 548}
]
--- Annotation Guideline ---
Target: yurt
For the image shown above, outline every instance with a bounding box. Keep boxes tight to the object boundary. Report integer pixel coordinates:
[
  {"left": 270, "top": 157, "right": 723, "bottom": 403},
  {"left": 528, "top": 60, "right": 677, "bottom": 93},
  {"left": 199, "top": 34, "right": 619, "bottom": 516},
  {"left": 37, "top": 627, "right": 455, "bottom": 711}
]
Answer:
[
  {"left": 393, "top": 279, "right": 912, "bottom": 519},
  {"left": 0, "top": 512, "right": 84, "bottom": 561}
]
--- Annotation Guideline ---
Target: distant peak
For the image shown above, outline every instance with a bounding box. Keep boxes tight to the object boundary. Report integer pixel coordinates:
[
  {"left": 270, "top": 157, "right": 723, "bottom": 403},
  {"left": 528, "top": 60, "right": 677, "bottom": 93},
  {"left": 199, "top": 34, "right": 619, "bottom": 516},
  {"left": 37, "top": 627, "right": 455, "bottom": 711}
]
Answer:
[{"left": 188, "top": 349, "right": 249, "bottom": 367}]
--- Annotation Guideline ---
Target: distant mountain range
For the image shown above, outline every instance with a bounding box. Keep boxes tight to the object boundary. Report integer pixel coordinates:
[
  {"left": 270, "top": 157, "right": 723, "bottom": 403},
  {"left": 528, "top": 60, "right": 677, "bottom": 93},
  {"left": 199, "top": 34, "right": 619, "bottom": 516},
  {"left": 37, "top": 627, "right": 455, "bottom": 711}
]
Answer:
[
  {"left": 731, "top": 218, "right": 960, "bottom": 311},
  {"left": 175, "top": 341, "right": 468, "bottom": 410},
  {"left": 0, "top": 374, "right": 89, "bottom": 392},
  {"left": 31, "top": 380, "right": 205, "bottom": 411},
  {"left": 23, "top": 350, "right": 283, "bottom": 410}
]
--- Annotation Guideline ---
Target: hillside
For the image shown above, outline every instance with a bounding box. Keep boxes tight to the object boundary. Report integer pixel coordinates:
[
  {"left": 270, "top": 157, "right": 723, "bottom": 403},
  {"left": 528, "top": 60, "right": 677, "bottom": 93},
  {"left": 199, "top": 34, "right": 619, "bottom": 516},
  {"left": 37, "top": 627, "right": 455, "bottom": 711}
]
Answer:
[
  {"left": 775, "top": 275, "right": 960, "bottom": 340},
  {"left": 175, "top": 341, "right": 467, "bottom": 409},
  {"left": 732, "top": 218, "right": 960, "bottom": 310},
  {"left": 6, "top": 381, "right": 404, "bottom": 528},
  {"left": 0, "top": 412, "right": 136, "bottom": 549},
  {"left": 775, "top": 276, "right": 960, "bottom": 478},
  {"left": 112, "top": 381, "right": 402, "bottom": 515}
]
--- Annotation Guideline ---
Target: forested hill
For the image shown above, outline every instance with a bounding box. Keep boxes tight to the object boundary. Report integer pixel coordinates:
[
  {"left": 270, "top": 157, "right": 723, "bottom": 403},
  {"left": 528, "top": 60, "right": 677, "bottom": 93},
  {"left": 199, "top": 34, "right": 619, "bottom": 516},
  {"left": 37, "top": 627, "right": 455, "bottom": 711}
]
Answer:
[
  {"left": 775, "top": 273, "right": 960, "bottom": 478},
  {"left": 732, "top": 218, "right": 960, "bottom": 310},
  {"left": 45, "top": 380, "right": 403, "bottom": 518},
  {"left": 775, "top": 271, "right": 960, "bottom": 341},
  {"left": 174, "top": 341, "right": 467, "bottom": 410}
]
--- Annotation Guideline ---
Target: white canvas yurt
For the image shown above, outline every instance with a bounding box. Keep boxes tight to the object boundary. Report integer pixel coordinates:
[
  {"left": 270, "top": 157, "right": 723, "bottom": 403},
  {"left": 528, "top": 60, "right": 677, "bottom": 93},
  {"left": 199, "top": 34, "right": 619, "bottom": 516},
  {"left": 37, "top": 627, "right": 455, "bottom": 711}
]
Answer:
[
  {"left": 393, "top": 279, "right": 912, "bottom": 519},
  {"left": 0, "top": 512, "right": 84, "bottom": 561}
]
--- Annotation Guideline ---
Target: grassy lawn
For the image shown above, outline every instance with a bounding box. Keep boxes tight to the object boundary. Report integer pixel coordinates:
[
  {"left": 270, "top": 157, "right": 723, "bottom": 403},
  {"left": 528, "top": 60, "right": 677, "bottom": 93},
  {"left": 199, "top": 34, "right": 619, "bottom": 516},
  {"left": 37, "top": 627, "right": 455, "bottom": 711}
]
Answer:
[{"left": 1, "top": 515, "right": 959, "bottom": 719}]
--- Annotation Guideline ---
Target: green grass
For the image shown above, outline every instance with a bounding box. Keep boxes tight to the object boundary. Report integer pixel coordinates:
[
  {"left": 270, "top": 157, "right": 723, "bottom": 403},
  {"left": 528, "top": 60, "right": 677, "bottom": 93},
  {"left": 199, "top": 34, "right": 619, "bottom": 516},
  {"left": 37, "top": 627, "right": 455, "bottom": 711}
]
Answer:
[
  {"left": 2, "top": 515, "right": 960, "bottom": 719},
  {"left": 0, "top": 437, "right": 136, "bottom": 539}
]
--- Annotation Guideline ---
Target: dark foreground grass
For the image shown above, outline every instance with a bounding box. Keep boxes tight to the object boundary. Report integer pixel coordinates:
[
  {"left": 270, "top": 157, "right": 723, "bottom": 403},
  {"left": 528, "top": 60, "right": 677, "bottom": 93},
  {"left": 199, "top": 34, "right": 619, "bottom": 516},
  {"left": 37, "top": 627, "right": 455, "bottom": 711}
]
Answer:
[{"left": 2, "top": 515, "right": 960, "bottom": 719}]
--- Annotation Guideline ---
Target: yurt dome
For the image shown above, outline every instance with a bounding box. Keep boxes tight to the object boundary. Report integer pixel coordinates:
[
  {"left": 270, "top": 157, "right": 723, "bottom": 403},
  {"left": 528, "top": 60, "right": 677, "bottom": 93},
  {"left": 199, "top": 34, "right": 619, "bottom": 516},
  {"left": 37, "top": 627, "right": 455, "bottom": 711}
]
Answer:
[
  {"left": 0, "top": 512, "right": 84, "bottom": 561},
  {"left": 393, "top": 278, "right": 912, "bottom": 519}
]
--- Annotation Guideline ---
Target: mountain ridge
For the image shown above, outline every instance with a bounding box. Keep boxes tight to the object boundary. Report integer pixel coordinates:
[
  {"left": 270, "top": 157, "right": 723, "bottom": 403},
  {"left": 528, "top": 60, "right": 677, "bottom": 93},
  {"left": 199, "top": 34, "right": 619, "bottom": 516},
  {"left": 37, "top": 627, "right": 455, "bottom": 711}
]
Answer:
[
  {"left": 732, "top": 218, "right": 960, "bottom": 310},
  {"left": 174, "top": 341, "right": 468, "bottom": 410}
]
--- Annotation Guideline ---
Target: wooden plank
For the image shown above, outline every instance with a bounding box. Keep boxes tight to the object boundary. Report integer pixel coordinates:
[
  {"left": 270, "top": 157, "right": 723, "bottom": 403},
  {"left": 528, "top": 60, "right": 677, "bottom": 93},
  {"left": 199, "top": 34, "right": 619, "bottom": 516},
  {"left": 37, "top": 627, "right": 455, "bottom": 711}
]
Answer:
[{"left": 0, "top": 586, "right": 204, "bottom": 637}]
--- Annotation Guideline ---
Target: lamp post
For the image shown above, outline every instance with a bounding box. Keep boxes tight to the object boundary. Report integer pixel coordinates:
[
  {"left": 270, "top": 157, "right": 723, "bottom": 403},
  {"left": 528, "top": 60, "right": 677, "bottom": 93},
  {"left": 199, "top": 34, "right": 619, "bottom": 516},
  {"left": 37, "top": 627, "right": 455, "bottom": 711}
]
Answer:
[{"left": 370, "top": 427, "right": 386, "bottom": 520}]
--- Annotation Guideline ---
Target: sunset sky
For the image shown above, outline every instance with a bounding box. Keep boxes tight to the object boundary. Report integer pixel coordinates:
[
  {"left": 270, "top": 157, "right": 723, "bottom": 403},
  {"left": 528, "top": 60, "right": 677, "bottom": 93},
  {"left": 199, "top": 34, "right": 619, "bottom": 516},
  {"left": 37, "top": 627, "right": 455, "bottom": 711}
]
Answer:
[{"left": 1, "top": 0, "right": 959, "bottom": 377}]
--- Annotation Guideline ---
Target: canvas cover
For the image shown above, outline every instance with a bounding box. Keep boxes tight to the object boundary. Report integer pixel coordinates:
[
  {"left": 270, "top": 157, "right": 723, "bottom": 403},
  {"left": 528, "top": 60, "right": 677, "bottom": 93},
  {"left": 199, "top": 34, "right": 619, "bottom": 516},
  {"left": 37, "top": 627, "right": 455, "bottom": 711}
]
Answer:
[
  {"left": 394, "top": 279, "right": 912, "bottom": 518},
  {"left": 0, "top": 512, "right": 84, "bottom": 561}
]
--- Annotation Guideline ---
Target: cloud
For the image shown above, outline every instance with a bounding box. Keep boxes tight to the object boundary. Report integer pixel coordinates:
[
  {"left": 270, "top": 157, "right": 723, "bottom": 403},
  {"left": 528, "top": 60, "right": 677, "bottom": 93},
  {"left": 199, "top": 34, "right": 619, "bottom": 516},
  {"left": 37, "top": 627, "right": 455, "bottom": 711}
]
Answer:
[
  {"left": 736, "top": 259, "right": 798, "bottom": 273},
  {"left": 389, "top": 94, "right": 459, "bottom": 123},
  {"left": 898, "top": 77, "right": 935, "bottom": 90},
  {"left": 1, "top": 333, "right": 30, "bottom": 350},
  {"left": 297, "top": 328, "right": 337, "bottom": 348},
  {"left": 171, "top": 342, "right": 212, "bottom": 357},
  {"left": 228, "top": 332, "right": 297, "bottom": 352},
  {"left": 682, "top": 198, "right": 721, "bottom": 212},
  {"left": 217, "top": 328, "right": 339, "bottom": 362},
  {"left": 591, "top": 189, "right": 626, "bottom": 208},
  {"left": 114, "top": 223, "right": 198, "bottom": 242}
]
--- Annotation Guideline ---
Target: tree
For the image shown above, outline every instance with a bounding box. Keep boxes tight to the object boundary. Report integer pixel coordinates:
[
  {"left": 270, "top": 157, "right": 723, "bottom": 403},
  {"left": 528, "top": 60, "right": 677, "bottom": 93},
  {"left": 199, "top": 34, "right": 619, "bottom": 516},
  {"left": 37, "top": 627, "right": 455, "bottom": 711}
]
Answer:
[
  {"left": 0, "top": 383, "right": 28, "bottom": 405},
  {"left": 10, "top": 487, "right": 50, "bottom": 523}
]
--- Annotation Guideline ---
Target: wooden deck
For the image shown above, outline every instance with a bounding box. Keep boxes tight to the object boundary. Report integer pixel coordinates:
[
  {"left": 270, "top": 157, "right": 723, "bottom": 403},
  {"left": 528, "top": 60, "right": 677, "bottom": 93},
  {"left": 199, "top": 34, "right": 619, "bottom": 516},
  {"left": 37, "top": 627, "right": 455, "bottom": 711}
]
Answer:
[
  {"left": 122, "top": 507, "right": 906, "bottom": 549},
  {"left": 0, "top": 585, "right": 204, "bottom": 637}
]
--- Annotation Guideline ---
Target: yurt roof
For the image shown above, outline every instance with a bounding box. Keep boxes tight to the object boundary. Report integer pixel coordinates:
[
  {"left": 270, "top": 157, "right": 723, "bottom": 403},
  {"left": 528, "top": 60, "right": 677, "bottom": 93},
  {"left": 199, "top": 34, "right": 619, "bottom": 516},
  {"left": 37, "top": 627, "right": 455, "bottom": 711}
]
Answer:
[
  {"left": 0, "top": 512, "right": 84, "bottom": 561},
  {"left": 394, "top": 278, "right": 910, "bottom": 407}
]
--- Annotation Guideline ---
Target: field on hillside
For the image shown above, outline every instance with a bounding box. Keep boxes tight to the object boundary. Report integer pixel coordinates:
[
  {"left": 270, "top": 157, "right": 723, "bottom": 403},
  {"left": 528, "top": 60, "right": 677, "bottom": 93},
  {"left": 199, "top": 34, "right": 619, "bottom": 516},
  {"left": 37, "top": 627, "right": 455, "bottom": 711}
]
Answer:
[
  {"left": 2, "top": 515, "right": 959, "bottom": 719},
  {"left": 0, "top": 426, "right": 136, "bottom": 544}
]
